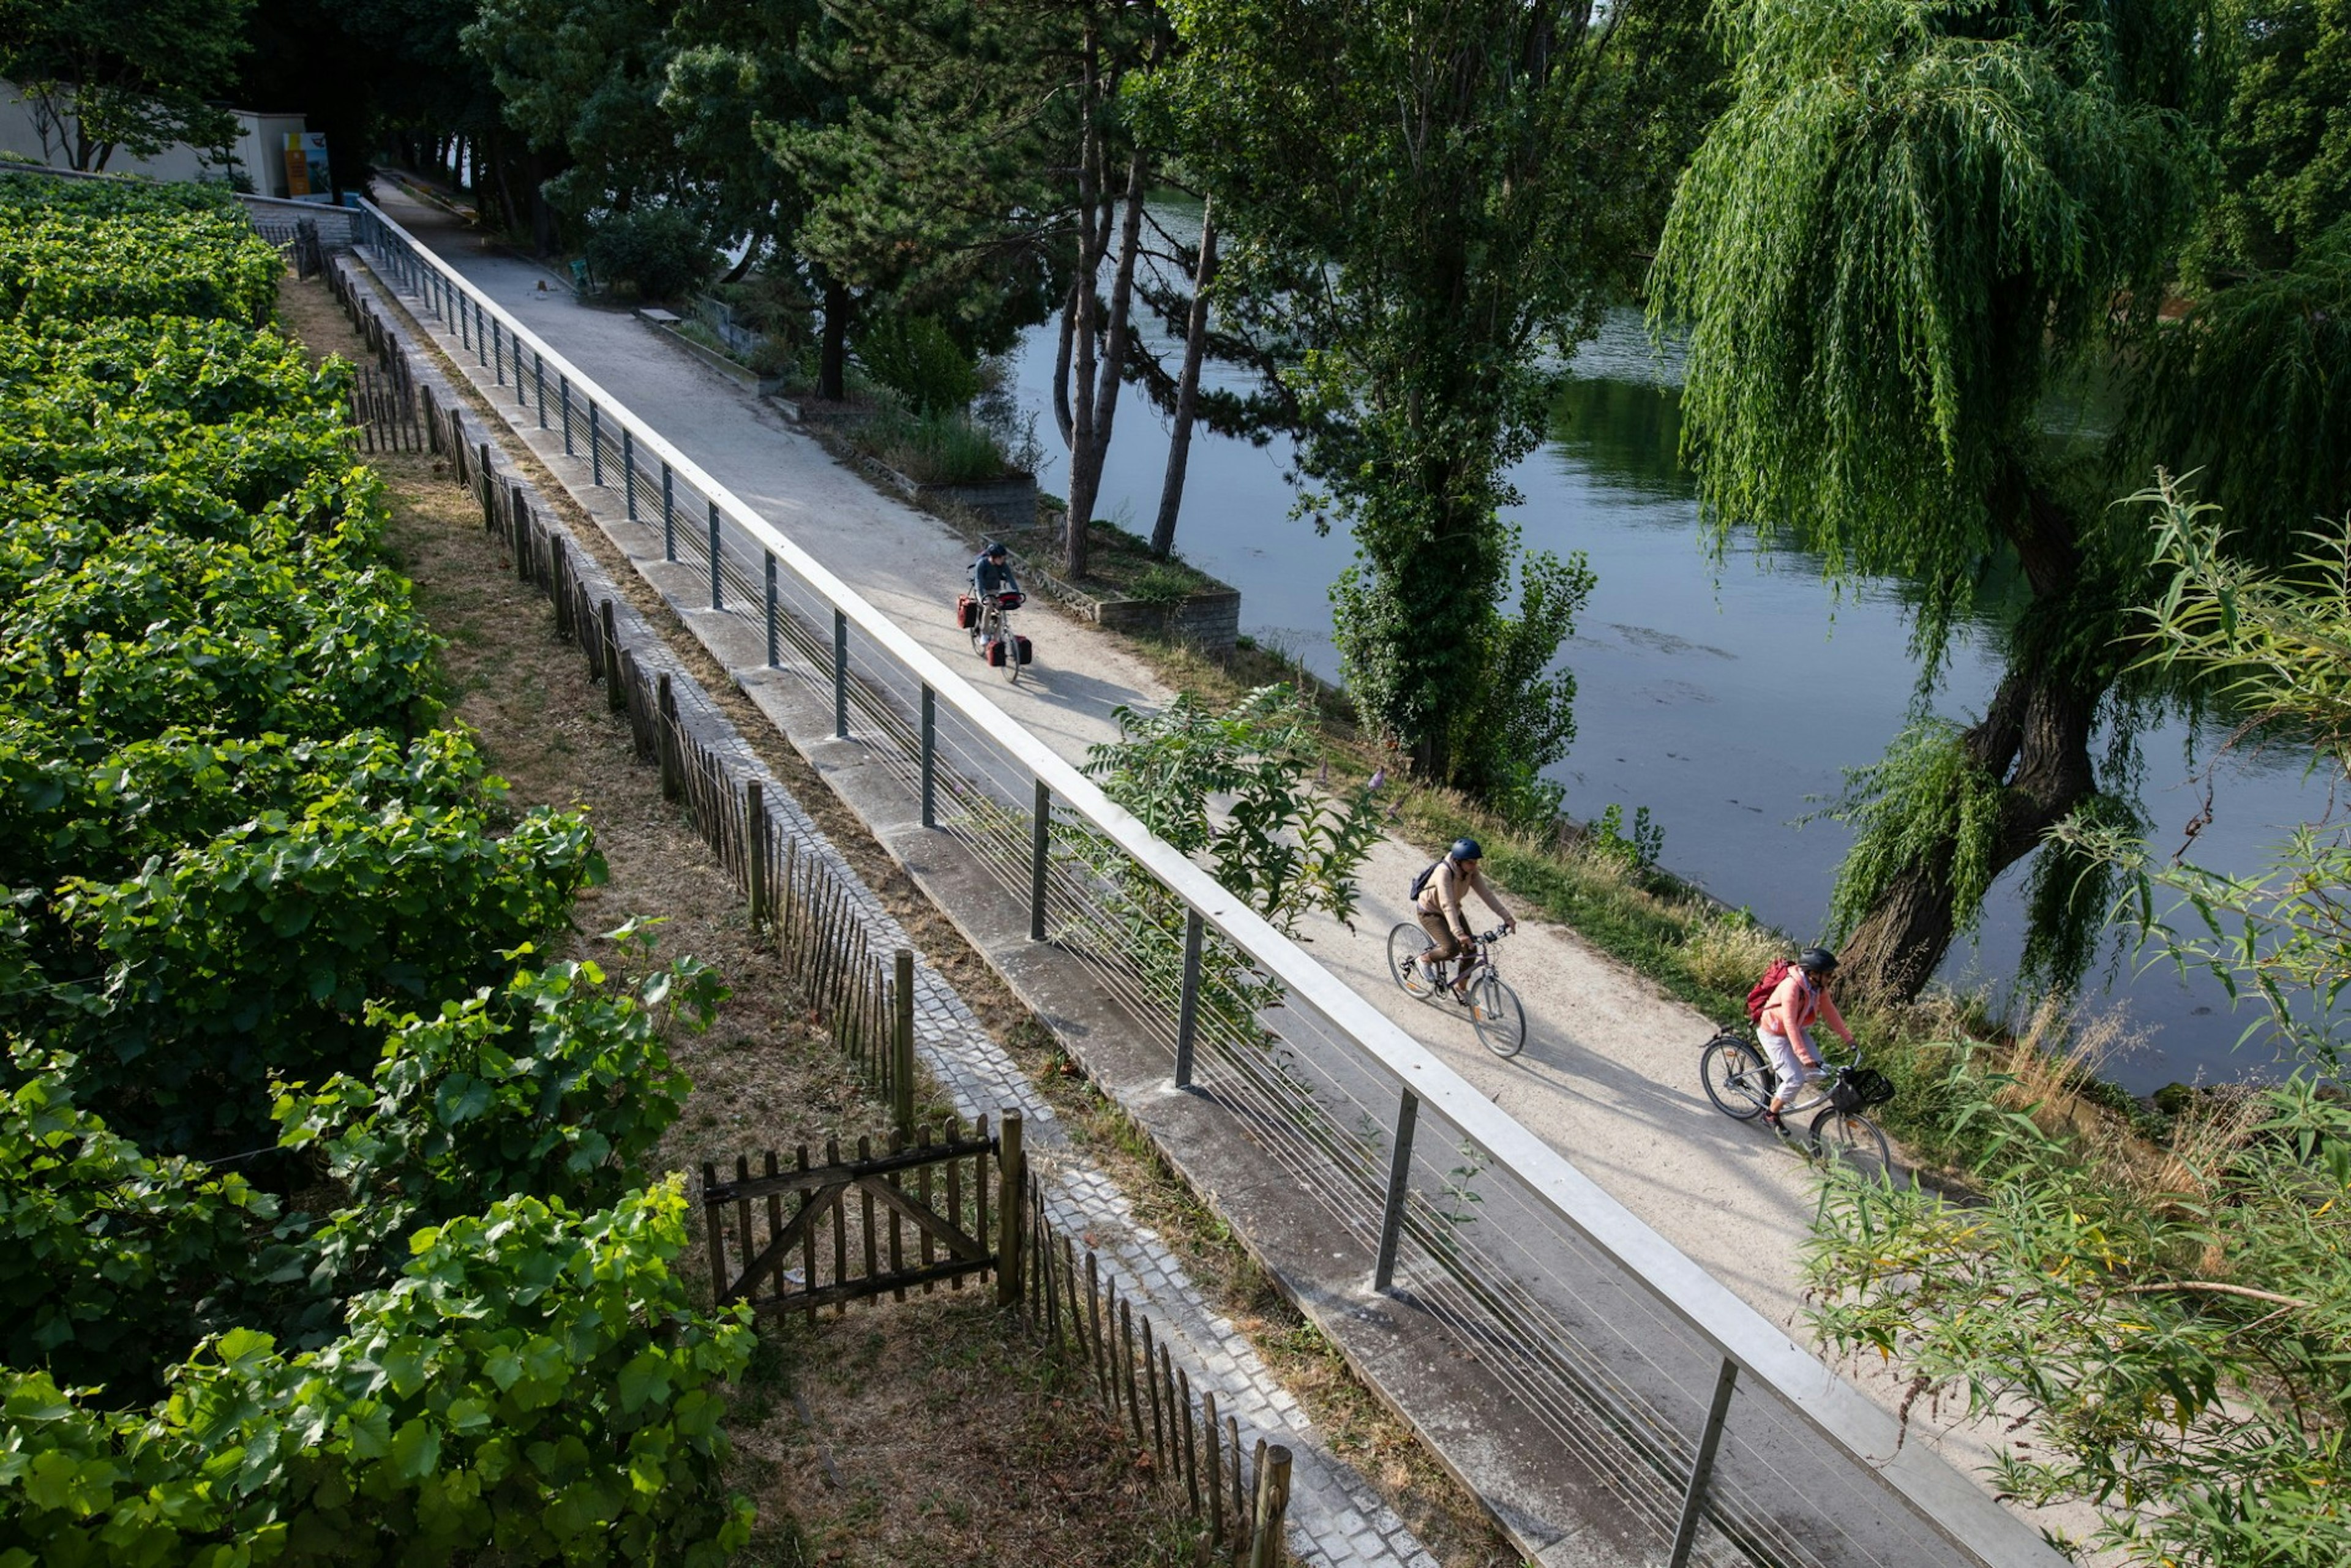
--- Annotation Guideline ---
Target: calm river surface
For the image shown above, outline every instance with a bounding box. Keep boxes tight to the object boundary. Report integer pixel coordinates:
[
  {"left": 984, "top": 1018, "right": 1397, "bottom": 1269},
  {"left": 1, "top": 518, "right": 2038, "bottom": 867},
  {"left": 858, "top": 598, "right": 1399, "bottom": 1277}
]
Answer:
[{"left": 1005, "top": 282, "right": 2324, "bottom": 1092}]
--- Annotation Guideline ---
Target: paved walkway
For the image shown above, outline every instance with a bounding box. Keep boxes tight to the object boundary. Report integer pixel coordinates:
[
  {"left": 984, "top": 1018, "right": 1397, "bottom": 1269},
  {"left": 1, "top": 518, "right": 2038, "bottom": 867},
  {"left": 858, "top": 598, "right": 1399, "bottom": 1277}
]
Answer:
[
  {"left": 336, "top": 234, "right": 1433, "bottom": 1568},
  {"left": 359, "top": 182, "right": 2085, "bottom": 1560}
]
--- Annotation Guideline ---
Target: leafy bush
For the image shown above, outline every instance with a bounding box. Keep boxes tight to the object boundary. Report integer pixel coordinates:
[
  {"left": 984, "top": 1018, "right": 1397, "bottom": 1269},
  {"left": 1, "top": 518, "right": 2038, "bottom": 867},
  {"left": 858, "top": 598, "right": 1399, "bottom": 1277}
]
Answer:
[
  {"left": 0, "top": 1184, "right": 755, "bottom": 1567},
  {"left": 582, "top": 207, "right": 716, "bottom": 302},
  {"left": 0, "top": 174, "right": 280, "bottom": 325},
  {"left": 853, "top": 312, "right": 979, "bottom": 415},
  {"left": 280, "top": 936, "right": 720, "bottom": 1291},
  {"left": 852, "top": 405, "right": 1016, "bottom": 485}
]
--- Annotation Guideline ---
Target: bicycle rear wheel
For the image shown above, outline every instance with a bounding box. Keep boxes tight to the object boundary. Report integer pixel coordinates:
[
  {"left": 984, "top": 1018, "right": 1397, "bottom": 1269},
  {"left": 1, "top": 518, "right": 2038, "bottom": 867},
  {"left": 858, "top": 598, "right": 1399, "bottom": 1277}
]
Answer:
[
  {"left": 1471, "top": 975, "right": 1527, "bottom": 1058},
  {"left": 969, "top": 609, "right": 989, "bottom": 659},
  {"left": 1808, "top": 1108, "right": 1894, "bottom": 1182},
  {"left": 1387, "top": 923, "right": 1436, "bottom": 999},
  {"left": 1700, "top": 1036, "right": 1772, "bottom": 1121}
]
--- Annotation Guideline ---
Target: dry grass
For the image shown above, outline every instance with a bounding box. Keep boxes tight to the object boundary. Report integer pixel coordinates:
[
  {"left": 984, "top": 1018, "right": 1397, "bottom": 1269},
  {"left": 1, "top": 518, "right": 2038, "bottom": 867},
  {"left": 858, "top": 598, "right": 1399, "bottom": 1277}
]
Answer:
[{"left": 287, "top": 269, "right": 1520, "bottom": 1567}]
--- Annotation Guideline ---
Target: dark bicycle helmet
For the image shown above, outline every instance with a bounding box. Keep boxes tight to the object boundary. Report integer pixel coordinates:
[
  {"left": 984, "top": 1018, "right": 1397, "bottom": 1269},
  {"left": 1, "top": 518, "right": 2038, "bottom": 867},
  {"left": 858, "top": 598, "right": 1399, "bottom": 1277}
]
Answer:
[
  {"left": 1449, "top": 837, "right": 1483, "bottom": 861},
  {"left": 983, "top": 539, "right": 1009, "bottom": 558},
  {"left": 1798, "top": 945, "right": 1839, "bottom": 974}
]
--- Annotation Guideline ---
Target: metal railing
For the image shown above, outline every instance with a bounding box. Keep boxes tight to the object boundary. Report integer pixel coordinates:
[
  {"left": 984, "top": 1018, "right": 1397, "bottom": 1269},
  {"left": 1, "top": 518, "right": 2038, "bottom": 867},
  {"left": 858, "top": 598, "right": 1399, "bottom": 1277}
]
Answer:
[{"left": 350, "top": 198, "right": 2065, "bottom": 1568}]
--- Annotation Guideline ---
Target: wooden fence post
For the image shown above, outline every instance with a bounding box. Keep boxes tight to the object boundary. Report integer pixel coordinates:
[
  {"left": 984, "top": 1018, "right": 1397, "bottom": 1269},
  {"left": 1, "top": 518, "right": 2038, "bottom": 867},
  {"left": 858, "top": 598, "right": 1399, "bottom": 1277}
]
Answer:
[
  {"left": 747, "top": 781, "right": 768, "bottom": 926},
  {"left": 893, "top": 950, "right": 915, "bottom": 1138},
  {"left": 600, "top": 600, "right": 624, "bottom": 713},
  {"left": 656, "top": 673, "right": 681, "bottom": 801},
  {"left": 1247, "top": 1446, "right": 1292, "bottom": 1568},
  {"left": 994, "top": 1113, "right": 1024, "bottom": 1308}
]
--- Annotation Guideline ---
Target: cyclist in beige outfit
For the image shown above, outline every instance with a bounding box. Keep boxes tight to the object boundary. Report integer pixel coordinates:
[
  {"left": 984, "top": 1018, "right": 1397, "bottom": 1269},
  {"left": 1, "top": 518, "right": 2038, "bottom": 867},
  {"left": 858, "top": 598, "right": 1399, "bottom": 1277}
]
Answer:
[{"left": 1415, "top": 838, "right": 1515, "bottom": 1002}]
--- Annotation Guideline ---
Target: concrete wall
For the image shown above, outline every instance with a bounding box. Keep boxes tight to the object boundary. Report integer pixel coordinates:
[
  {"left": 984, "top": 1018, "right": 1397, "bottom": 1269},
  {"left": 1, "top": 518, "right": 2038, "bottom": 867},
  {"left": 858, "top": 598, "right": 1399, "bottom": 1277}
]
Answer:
[{"left": 1, "top": 79, "right": 310, "bottom": 197}]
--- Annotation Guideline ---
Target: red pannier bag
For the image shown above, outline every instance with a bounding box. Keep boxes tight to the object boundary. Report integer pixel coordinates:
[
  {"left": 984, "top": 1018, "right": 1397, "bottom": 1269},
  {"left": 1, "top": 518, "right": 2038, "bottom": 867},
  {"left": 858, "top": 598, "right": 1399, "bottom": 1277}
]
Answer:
[{"left": 956, "top": 593, "right": 978, "bottom": 630}]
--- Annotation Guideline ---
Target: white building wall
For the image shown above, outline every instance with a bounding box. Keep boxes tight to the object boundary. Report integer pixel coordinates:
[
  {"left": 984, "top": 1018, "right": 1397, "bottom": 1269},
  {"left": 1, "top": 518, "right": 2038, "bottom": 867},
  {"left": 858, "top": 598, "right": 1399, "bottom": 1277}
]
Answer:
[{"left": 0, "top": 79, "right": 309, "bottom": 195}]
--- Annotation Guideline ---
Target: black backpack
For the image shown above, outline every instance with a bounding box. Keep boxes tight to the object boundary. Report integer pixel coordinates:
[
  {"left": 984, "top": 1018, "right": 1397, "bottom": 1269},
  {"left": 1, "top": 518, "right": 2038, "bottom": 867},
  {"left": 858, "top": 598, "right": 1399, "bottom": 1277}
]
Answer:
[{"left": 1408, "top": 860, "right": 1441, "bottom": 904}]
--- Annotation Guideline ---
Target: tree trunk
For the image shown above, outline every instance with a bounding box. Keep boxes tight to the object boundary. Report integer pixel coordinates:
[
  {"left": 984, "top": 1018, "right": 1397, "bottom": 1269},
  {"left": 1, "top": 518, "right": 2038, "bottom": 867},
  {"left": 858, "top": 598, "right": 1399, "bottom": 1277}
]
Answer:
[
  {"left": 1151, "top": 198, "right": 1217, "bottom": 560},
  {"left": 817, "top": 274, "right": 852, "bottom": 402},
  {"left": 1066, "top": 149, "right": 1149, "bottom": 568},
  {"left": 1838, "top": 471, "right": 2107, "bottom": 1005},
  {"left": 1051, "top": 278, "right": 1078, "bottom": 449},
  {"left": 1063, "top": 25, "right": 1106, "bottom": 580}
]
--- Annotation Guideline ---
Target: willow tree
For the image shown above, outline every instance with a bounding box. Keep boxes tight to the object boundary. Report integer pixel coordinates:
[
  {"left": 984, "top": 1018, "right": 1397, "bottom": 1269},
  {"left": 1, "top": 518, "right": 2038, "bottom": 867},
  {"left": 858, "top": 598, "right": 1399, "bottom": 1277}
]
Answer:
[
  {"left": 1148, "top": 0, "right": 1715, "bottom": 797},
  {"left": 1648, "top": 0, "right": 2202, "bottom": 1002}
]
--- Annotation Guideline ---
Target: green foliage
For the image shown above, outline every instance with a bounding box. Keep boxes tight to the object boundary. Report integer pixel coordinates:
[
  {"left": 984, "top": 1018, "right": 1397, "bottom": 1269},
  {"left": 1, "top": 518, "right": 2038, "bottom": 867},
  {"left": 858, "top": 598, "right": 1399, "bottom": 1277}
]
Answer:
[
  {"left": 279, "top": 936, "right": 722, "bottom": 1291},
  {"left": 1810, "top": 481, "right": 2351, "bottom": 1563},
  {"left": 0, "top": 1045, "right": 287, "bottom": 1403},
  {"left": 0, "top": 1183, "right": 756, "bottom": 1567},
  {"left": 853, "top": 311, "right": 979, "bottom": 415},
  {"left": 0, "top": 1, "right": 251, "bottom": 171},
  {"left": 0, "top": 175, "right": 280, "bottom": 326},
  {"left": 1086, "top": 685, "right": 1384, "bottom": 935},
  {"left": 2194, "top": 0, "right": 2351, "bottom": 275},
  {"left": 581, "top": 205, "right": 717, "bottom": 302},
  {"left": 849, "top": 405, "right": 1013, "bottom": 486},
  {"left": 2123, "top": 220, "right": 2351, "bottom": 548},
  {"left": 1648, "top": 0, "right": 2200, "bottom": 659},
  {"left": 1821, "top": 719, "right": 2007, "bottom": 945},
  {"left": 1150, "top": 0, "right": 1710, "bottom": 791},
  {"left": 1586, "top": 805, "right": 1665, "bottom": 876}
]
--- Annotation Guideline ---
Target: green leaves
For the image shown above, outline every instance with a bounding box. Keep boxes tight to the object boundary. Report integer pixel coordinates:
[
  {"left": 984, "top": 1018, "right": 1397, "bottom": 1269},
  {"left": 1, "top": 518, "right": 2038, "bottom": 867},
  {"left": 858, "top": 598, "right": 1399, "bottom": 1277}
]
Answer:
[{"left": 0, "top": 1187, "right": 757, "bottom": 1567}]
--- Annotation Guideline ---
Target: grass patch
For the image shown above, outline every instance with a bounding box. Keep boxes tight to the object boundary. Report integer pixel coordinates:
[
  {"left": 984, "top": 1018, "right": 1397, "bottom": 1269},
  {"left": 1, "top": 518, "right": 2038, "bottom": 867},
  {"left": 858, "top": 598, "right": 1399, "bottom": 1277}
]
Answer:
[{"left": 1033, "top": 514, "right": 1228, "bottom": 600}]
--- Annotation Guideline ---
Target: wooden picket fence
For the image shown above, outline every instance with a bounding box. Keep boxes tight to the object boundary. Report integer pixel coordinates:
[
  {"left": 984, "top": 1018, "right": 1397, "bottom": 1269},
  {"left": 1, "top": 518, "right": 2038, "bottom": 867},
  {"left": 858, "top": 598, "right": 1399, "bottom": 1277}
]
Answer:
[
  {"left": 342, "top": 264, "right": 1292, "bottom": 1566},
  {"left": 702, "top": 1118, "right": 1294, "bottom": 1567}
]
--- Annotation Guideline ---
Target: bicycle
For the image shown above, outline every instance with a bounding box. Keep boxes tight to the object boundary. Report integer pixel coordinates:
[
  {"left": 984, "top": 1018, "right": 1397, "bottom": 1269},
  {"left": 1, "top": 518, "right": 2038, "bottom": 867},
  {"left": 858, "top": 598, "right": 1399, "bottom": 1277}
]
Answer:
[
  {"left": 1385, "top": 924, "right": 1527, "bottom": 1059},
  {"left": 1698, "top": 1030, "right": 1895, "bottom": 1180},
  {"left": 969, "top": 588, "right": 1027, "bottom": 685}
]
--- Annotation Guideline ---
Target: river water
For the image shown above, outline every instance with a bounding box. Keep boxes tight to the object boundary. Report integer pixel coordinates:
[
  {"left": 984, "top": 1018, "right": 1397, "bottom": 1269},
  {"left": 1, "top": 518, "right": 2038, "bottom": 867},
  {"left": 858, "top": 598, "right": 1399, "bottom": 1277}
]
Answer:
[{"left": 1003, "top": 263, "right": 2325, "bottom": 1092}]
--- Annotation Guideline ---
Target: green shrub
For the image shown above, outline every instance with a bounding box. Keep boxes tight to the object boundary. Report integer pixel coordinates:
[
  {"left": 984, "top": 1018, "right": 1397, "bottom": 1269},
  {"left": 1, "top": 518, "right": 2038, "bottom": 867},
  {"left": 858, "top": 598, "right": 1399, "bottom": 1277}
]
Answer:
[
  {"left": 0, "top": 1184, "right": 756, "bottom": 1567},
  {"left": 853, "top": 405, "right": 1014, "bottom": 485},
  {"left": 582, "top": 207, "right": 715, "bottom": 302},
  {"left": 853, "top": 312, "right": 979, "bottom": 415}
]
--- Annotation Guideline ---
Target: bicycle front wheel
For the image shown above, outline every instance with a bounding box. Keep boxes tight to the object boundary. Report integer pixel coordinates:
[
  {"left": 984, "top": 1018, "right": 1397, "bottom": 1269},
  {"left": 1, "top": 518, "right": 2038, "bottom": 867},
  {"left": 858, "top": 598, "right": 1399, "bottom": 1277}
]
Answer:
[
  {"left": 1003, "top": 625, "right": 1022, "bottom": 683},
  {"left": 1808, "top": 1108, "right": 1894, "bottom": 1182},
  {"left": 1471, "top": 975, "right": 1527, "bottom": 1059},
  {"left": 1700, "top": 1036, "right": 1772, "bottom": 1121},
  {"left": 1387, "top": 923, "right": 1436, "bottom": 999}
]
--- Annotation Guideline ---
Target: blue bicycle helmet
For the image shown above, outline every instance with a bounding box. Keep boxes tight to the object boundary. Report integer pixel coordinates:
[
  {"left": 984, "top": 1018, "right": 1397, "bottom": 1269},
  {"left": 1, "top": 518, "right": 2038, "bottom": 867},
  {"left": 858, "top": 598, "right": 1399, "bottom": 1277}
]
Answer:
[{"left": 1449, "top": 837, "right": 1483, "bottom": 861}]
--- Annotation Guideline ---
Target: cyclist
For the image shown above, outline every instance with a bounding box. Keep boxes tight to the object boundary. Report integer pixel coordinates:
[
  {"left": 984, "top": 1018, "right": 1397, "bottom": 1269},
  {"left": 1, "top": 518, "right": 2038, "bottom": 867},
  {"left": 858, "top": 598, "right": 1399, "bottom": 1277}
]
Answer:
[
  {"left": 1757, "top": 946, "right": 1853, "bottom": 1133},
  {"left": 1414, "top": 838, "right": 1516, "bottom": 1002},
  {"left": 972, "top": 540, "right": 1021, "bottom": 599}
]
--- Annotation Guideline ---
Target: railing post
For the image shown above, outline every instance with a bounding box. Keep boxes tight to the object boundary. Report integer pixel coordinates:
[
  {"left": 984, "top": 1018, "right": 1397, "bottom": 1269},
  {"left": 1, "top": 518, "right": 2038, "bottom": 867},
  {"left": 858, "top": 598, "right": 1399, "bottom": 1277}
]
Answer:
[
  {"left": 832, "top": 609, "right": 849, "bottom": 738},
  {"left": 459, "top": 288, "right": 470, "bottom": 350},
  {"left": 1174, "top": 909, "right": 1205, "bottom": 1088},
  {"left": 1667, "top": 1359, "right": 1740, "bottom": 1568},
  {"left": 533, "top": 352, "right": 546, "bottom": 428},
  {"left": 1373, "top": 1089, "right": 1420, "bottom": 1291},
  {"left": 708, "top": 501, "right": 723, "bottom": 610},
  {"left": 474, "top": 300, "right": 486, "bottom": 364},
  {"left": 1030, "top": 779, "right": 1050, "bottom": 942},
  {"left": 493, "top": 319, "right": 503, "bottom": 384},
  {"left": 763, "top": 553, "right": 779, "bottom": 668},
  {"left": 919, "top": 685, "right": 937, "bottom": 828},
  {"left": 893, "top": 950, "right": 915, "bottom": 1139},
  {"left": 559, "top": 375, "right": 572, "bottom": 454},
  {"left": 662, "top": 464, "right": 675, "bottom": 561},
  {"left": 623, "top": 430, "right": 637, "bottom": 519},
  {"left": 589, "top": 403, "right": 602, "bottom": 486},
  {"left": 994, "top": 1112, "right": 1024, "bottom": 1307},
  {"left": 746, "top": 781, "right": 768, "bottom": 926}
]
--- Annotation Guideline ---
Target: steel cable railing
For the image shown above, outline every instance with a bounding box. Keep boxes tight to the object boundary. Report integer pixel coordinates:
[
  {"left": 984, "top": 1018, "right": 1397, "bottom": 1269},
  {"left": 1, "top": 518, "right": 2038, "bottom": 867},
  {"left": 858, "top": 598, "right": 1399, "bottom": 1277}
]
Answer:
[{"left": 350, "top": 199, "right": 2066, "bottom": 1568}]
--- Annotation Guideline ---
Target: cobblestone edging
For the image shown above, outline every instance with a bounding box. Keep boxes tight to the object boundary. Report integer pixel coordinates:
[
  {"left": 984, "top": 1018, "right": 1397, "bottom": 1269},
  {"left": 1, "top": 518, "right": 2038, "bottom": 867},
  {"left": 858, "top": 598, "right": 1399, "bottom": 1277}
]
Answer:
[{"left": 336, "top": 255, "right": 1434, "bottom": 1568}]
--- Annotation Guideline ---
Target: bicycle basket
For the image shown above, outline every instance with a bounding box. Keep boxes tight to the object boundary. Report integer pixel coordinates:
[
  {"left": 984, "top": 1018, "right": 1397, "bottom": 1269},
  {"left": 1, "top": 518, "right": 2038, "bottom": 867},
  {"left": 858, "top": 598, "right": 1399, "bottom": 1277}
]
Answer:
[{"left": 1829, "top": 1067, "right": 1896, "bottom": 1113}]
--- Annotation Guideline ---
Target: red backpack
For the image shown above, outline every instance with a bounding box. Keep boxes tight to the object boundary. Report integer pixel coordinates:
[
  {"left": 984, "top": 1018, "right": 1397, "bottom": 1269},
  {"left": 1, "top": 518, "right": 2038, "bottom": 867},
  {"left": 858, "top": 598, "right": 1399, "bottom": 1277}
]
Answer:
[{"left": 1744, "top": 958, "right": 1793, "bottom": 1024}]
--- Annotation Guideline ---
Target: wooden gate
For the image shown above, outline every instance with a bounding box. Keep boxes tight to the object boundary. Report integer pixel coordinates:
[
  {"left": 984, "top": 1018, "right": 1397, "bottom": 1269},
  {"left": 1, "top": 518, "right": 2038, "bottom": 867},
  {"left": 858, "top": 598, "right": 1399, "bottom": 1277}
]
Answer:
[{"left": 701, "top": 1113, "right": 1023, "bottom": 1316}]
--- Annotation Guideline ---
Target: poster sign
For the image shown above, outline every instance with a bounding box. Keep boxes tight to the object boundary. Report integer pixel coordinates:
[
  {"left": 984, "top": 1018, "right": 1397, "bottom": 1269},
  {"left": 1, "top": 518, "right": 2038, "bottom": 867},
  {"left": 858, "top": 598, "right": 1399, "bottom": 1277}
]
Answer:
[{"left": 283, "top": 132, "right": 332, "bottom": 202}]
